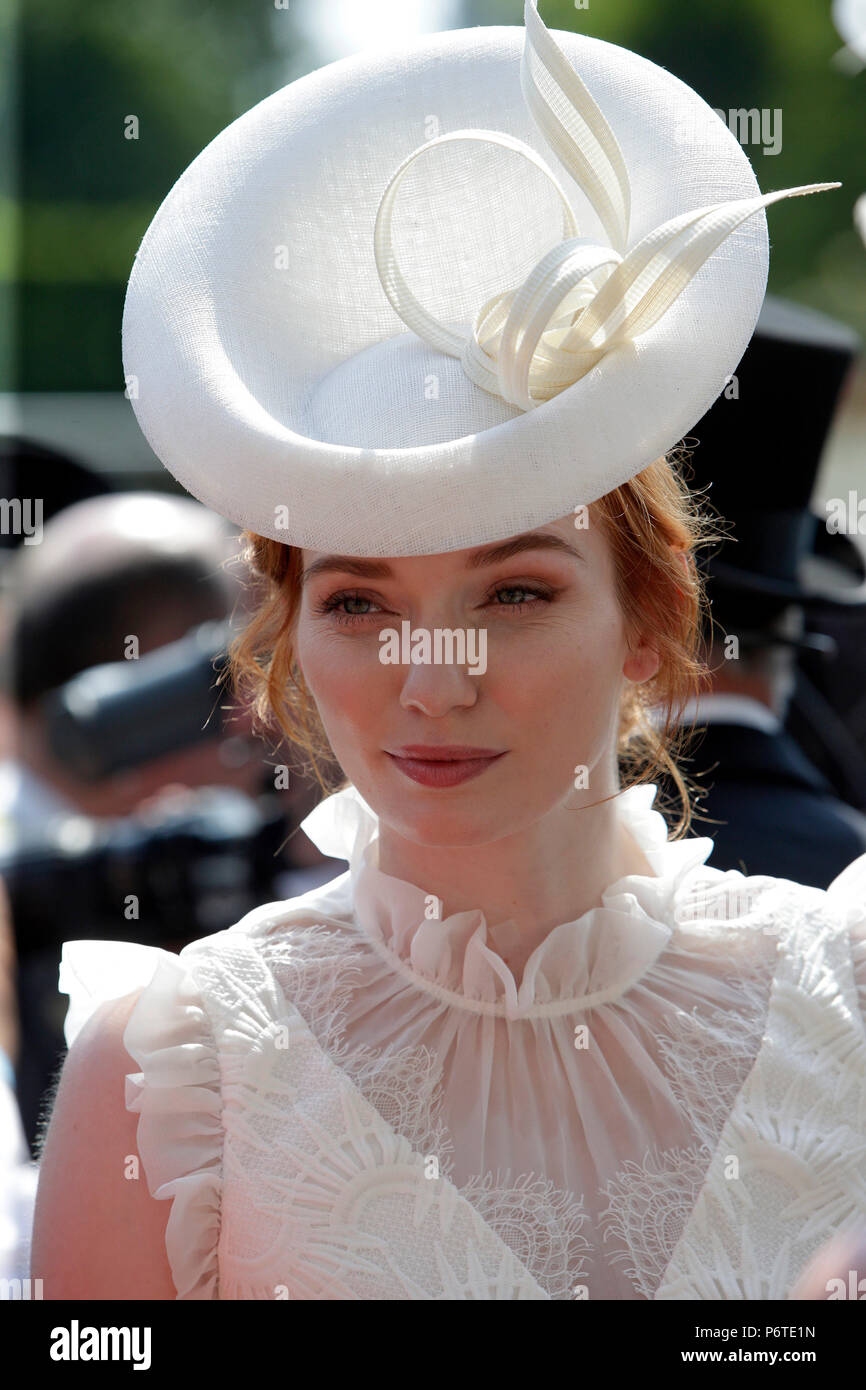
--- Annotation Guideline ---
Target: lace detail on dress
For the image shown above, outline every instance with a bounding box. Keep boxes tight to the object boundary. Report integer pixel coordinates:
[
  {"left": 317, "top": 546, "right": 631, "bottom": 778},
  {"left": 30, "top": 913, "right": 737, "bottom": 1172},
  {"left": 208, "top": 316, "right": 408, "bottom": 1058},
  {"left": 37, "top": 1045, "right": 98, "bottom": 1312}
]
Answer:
[
  {"left": 258, "top": 923, "right": 366, "bottom": 1060},
  {"left": 348, "top": 1046, "right": 457, "bottom": 1176},
  {"left": 597, "top": 935, "right": 777, "bottom": 1298},
  {"left": 599, "top": 1144, "right": 713, "bottom": 1300},
  {"left": 851, "top": 928, "right": 866, "bottom": 1038},
  {"left": 253, "top": 912, "right": 798, "bottom": 1300},
  {"left": 459, "top": 1170, "right": 592, "bottom": 1299},
  {"left": 655, "top": 893, "right": 866, "bottom": 1299},
  {"left": 258, "top": 926, "right": 454, "bottom": 1170},
  {"left": 257, "top": 924, "right": 587, "bottom": 1298},
  {"left": 654, "top": 972, "right": 773, "bottom": 1152}
]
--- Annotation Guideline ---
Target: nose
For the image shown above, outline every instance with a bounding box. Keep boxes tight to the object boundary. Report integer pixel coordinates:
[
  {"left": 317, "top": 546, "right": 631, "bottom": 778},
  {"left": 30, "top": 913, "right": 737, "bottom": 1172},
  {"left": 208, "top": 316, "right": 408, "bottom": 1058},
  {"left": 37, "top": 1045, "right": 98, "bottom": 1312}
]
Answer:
[{"left": 396, "top": 623, "right": 484, "bottom": 717}]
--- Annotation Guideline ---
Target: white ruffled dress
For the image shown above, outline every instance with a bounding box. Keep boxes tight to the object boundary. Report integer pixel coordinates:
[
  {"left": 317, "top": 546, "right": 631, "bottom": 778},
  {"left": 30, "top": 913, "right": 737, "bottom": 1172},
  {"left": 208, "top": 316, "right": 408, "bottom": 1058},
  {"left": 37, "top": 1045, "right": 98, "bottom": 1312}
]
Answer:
[{"left": 58, "top": 781, "right": 866, "bottom": 1300}]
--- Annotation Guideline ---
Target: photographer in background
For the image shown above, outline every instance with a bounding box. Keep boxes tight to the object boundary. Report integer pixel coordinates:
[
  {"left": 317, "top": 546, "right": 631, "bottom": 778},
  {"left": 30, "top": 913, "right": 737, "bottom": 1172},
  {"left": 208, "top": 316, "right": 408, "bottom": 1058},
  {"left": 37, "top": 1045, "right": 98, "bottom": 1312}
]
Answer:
[
  {"left": 0, "top": 490, "right": 259, "bottom": 828},
  {"left": 0, "top": 490, "right": 339, "bottom": 1158}
]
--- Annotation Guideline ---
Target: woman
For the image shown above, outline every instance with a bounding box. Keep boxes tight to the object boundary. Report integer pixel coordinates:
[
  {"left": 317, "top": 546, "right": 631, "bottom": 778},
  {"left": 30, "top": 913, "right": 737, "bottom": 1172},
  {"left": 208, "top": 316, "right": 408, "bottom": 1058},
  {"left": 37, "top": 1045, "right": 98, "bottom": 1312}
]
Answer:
[{"left": 31, "top": 1, "right": 866, "bottom": 1299}]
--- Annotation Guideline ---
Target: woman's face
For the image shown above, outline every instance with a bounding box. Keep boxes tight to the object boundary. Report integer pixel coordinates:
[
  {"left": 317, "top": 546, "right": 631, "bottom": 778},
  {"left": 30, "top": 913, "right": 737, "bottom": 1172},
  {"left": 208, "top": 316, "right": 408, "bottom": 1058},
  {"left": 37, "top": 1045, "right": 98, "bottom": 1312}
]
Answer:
[{"left": 294, "top": 511, "right": 659, "bottom": 847}]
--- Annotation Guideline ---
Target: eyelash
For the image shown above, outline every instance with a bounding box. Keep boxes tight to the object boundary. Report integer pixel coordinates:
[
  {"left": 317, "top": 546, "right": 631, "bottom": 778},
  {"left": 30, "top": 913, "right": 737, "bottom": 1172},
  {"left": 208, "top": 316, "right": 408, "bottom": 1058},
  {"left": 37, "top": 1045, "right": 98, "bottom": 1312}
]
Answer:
[{"left": 315, "top": 584, "right": 555, "bottom": 627}]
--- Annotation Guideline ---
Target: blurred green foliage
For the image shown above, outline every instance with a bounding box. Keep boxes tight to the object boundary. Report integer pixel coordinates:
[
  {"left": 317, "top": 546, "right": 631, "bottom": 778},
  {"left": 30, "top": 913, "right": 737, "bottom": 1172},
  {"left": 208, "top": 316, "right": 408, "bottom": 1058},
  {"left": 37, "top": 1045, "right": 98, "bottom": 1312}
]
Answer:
[{"left": 8, "top": 0, "right": 298, "bottom": 389}]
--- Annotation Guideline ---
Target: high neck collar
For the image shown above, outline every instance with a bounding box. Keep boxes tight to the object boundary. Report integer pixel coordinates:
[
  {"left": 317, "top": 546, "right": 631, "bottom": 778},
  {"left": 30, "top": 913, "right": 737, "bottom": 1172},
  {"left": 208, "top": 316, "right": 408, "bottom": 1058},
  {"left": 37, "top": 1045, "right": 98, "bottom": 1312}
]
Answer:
[{"left": 300, "top": 783, "right": 715, "bottom": 1019}]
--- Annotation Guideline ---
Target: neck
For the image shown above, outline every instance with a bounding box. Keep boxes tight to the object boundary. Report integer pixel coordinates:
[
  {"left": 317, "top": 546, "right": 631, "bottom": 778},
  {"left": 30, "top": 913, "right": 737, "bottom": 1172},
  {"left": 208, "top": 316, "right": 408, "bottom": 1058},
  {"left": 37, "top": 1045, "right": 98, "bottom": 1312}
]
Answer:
[{"left": 375, "top": 775, "right": 657, "bottom": 974}]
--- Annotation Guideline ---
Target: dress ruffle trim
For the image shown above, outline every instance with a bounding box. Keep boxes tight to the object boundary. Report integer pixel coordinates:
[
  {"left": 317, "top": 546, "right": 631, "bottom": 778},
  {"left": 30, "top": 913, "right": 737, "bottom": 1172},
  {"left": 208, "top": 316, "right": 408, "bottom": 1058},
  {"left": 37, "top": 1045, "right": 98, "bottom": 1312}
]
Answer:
[
  {"left": 59, "top": 940, "right": 223, "bottom": 1300},
  {"left": 301, "top": 781, "right": 716, "bottom": 1018}
]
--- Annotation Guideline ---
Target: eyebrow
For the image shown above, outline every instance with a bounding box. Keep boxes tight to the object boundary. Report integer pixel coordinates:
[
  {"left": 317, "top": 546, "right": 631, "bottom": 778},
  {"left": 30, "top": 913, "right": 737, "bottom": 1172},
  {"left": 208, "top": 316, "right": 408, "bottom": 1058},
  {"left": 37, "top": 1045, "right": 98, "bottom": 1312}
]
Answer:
[{"left": 301, "top": 531, "right": 586, "bottom": 587}]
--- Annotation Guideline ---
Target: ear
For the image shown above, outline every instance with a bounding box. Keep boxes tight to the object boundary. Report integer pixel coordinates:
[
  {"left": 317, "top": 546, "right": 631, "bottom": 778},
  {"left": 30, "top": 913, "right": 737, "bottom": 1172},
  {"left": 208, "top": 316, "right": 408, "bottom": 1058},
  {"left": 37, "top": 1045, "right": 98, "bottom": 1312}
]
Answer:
[{"left": 623, "top": 639, "right": 661, "bottom": 684}]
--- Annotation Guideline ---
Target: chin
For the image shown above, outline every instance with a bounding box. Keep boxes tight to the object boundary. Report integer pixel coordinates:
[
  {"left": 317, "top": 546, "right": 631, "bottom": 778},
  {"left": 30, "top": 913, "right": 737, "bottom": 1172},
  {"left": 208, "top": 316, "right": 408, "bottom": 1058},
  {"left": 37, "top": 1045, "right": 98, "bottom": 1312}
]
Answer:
[{"left": 377, "top": 792, "right": 538, "bottom": 851}]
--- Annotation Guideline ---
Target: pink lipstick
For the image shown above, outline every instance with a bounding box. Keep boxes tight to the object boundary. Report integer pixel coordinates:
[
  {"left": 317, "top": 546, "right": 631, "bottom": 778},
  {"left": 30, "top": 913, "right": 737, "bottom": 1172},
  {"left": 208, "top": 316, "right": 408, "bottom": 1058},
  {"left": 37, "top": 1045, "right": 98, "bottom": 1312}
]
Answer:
[{"left": 385, "top": 745, "right": 506, "bottom": 788}]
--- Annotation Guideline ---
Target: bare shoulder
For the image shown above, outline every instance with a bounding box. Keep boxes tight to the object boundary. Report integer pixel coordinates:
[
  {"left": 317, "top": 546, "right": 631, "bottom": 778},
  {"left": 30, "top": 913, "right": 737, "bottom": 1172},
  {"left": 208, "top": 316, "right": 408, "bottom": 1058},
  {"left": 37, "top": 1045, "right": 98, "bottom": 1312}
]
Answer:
[{"left": 31, "top": 988, "right": 177, "bottom": 1300}]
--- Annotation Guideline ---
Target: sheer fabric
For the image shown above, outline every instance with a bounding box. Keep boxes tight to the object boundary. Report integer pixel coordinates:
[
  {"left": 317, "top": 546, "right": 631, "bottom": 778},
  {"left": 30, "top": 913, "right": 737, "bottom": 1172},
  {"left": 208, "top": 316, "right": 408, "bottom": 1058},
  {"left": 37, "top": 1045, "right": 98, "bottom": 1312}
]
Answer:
[{"left": 59, "top": 782, "right": 866, "bottom": 1299}]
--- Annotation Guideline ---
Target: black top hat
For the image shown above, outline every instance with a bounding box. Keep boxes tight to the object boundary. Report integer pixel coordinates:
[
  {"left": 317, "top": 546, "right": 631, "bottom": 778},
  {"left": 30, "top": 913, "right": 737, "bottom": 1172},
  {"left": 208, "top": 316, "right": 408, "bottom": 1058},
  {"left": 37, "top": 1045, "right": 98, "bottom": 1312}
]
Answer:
[
  {"left": 687, "top": 294, "right": 866, "bottom": 641},
  {"left": 0, "top": 436, "right": 114, "bottom": 556}
]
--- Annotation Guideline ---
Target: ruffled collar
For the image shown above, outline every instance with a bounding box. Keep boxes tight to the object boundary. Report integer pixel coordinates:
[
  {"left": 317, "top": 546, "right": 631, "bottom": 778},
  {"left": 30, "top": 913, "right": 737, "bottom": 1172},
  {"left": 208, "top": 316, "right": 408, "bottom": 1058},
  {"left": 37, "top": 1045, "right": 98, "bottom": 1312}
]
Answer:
[{"left": 300, "top": 783, "right": 714, "bottom": 1020}]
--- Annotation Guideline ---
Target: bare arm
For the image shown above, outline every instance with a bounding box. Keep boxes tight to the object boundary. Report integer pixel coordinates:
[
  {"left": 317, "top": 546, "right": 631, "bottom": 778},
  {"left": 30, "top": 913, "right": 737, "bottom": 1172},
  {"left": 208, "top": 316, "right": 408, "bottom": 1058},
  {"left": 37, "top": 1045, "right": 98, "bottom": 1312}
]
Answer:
[{"left": 31, "top": 988, "right": 177, "bottom": 1300}]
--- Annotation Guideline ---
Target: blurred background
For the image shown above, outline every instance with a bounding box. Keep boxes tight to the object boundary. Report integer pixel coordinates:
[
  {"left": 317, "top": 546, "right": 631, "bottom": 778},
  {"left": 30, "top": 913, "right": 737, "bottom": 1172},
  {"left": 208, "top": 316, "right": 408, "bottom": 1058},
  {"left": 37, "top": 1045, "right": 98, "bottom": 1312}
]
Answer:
[{"left": 0, "top": 0, "right": 865, "bottom": 1279}]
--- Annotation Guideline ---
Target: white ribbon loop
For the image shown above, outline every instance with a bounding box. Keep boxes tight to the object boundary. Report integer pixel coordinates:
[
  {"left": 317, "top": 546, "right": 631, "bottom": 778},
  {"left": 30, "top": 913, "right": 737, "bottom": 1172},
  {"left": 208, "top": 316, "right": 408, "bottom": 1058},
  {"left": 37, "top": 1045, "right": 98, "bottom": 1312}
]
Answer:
[
  {"left": 557, "top": 183, "right": 842, "bottom": 359},
  {"left": 498, "top": 240, "right": 622, "bottom": 408},
  {"left": 373, "top": 0, "right": 841, "bottom": 411},
  {"left": 521, "top": 0, "right": 631, "bottom": 256},
  {"left": 374, "top": 127, "right": 578, "bottom": 360}
]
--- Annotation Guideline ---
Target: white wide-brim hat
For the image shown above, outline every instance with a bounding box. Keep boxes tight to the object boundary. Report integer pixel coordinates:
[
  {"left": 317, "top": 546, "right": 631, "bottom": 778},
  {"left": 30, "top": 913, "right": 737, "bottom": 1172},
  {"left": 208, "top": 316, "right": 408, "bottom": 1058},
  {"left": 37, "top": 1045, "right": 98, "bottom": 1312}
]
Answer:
[{"left": 122, "top": 0, "right": 837, "bottom": 557}]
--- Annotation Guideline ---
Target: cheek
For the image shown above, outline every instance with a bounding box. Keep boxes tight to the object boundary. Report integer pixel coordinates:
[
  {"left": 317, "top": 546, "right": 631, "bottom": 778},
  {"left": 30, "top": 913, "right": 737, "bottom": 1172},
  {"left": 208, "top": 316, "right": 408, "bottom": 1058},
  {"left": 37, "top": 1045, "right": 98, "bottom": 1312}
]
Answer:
[
  {"left": 295, "top": 616, "right": 387, "bottom": 730},
  {"left": 506, "top": 599, "right": 624, "bottom": 692},
  {"left": 502, "top": 605, "right": 625, "bottom": 744}
]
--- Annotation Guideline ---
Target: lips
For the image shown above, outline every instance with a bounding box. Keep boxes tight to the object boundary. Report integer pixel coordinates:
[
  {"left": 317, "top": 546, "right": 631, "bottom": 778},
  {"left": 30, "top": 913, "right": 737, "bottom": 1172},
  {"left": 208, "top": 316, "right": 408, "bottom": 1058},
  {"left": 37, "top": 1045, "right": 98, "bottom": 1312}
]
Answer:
[
  {"left": 387, "top": 745, "right": 504, "bottom": 761},
  {"left": 385, "top": 747, "right": 506, "bottom": 788}
]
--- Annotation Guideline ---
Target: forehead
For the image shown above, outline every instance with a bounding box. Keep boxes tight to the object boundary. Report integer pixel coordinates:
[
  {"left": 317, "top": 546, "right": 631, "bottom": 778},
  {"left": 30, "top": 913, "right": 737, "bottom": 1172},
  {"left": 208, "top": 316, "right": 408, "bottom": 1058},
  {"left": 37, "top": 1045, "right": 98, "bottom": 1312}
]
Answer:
[{"left": 300, "top": 512, "right": 604, "bottom": 584}]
